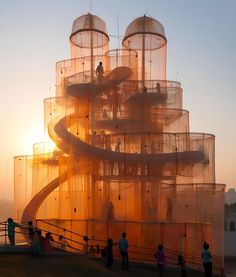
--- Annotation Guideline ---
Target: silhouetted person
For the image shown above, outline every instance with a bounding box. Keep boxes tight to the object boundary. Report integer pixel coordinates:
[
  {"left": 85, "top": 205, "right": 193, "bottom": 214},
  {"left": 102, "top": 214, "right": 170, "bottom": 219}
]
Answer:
[
  {"left": 42, "top": 232, "right": 54, "bottom": 253},
  {"left": 7, "top": 218, "right": 20, "bottom": 245},
  {"left": 156, "top": 82, "right": 161, "bottom": 94},
  {"left": 201, "top": 242, "right": 212, "bottom": 277},
  {"left": 31, "top": 229, "right": 43, "bottom": 256},
  {"left": 96, "top": 61, "right": 104, "bottom": 84},
  {"left": 143, "top": 85, "right": 147, "bottom": 94},
  {"left": 27, "top": 220, "right": 35, "bottom": 241},
  {"left": 115, "top": 139, "right": 121, "bottom": 152},
  {"left": 102, "top": 108, "right": 109, "bottom": 119},
  {"left": 177, "top": 255, "right": 187, "bottom": 277},
  {"left": 107, "top": 200, "right": 115, "bottom": 221},
  {"left": 154, "top": 244, "right": 166, "bottom": 276},
  {"left": 119, "top": 232, "right": 129, "bottom": 269},
  {"left": 104, "top": 238, "right": 115, "bottom": 267}
]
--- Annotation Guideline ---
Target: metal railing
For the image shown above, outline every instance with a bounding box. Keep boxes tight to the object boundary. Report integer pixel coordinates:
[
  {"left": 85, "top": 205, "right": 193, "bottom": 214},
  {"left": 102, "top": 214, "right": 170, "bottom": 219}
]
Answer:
[
  {"left": 35, "top": 219, "right": 202, "bottom": 267},
  {"left": 0, "top": 219, "right": 203, "bottom": 271}
]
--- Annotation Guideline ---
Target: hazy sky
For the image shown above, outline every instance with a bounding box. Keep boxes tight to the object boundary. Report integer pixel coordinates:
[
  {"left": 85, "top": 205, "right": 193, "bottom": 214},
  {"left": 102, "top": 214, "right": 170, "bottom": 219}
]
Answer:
[{"left": 0, "top": 0, "right": 235, "bottom": 200}]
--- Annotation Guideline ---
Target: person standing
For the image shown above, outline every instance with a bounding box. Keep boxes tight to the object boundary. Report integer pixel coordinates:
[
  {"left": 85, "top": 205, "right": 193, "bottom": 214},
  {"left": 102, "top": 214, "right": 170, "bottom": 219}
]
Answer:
[
  {"left": 27, "top": 220, "right": 35, "bottom": 241},
  {"left": 154, "top": 244, "right": 166, "bottom": 276},
  {"left": 104, "top": 238, "right": 115, "bottom": 268},
  {"left": 119, "top": 232, "right": 129, "bottom": 269},
  {"left": 201, "top": 242, "right": 212, "bottom": 277},
  {"left": 7, "top": 218, "right": 20, "bottom": 245},
  {"left": 96, "top": 61, "right": 104, "bottom": 84}
]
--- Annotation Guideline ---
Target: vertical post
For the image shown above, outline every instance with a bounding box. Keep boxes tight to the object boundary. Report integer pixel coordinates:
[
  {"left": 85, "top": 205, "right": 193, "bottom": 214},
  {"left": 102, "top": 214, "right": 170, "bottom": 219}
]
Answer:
[
  {"left": 88, "top": 13, "right": 93, "bottom": 143},
  {"left": 116, "top": 48, "right": 118, "bottom": 68},
  {"left": 4, "top": 221, "right": 7, "bottom": 245},
  {"left": 141, "top": 16, "right": 146, "bottom": 88},
  {"left": 90, "top": 13, "right": 94, "bottom": 83}
]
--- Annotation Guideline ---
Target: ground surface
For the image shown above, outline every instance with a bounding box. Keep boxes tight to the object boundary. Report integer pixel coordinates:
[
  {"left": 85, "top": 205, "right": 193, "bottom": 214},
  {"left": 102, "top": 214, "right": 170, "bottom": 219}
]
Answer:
[{"left": 0, "top": 253, "right": 209, "bottom": 277}]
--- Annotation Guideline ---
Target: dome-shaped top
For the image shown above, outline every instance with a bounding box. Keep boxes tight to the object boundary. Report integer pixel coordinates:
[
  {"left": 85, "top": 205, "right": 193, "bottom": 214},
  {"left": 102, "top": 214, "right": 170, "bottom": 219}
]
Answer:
[
  {"left": 70, "top": 13, "right": 109, "bottom": 48},
  {"left": 122, "top": 16, "right": 167, "bottom": 50}
]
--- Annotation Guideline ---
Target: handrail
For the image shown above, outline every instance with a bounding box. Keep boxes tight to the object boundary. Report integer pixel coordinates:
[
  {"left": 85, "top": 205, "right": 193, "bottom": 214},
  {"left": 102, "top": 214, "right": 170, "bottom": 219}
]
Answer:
[
  {"left": 36, "top": 219, "right": 106, "bottom": 244},
  {"left": 0, "top": 219, "right": 202, "bottom": 270},
  {"left": 36, "top": 219, "right": 84, "bottom": 238},
  {"left": 129, "top": 243, "right": 202, "bottom": 261},
  {"left": 35, "top": 219, "right": 201, "bottom": 266}
]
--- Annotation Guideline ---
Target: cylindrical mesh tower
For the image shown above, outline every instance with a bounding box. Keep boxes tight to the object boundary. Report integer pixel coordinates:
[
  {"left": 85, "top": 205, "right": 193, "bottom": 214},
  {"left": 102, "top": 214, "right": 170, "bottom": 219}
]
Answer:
[{"left": 122, "top": 15, "right": 167, "bottom": 82}]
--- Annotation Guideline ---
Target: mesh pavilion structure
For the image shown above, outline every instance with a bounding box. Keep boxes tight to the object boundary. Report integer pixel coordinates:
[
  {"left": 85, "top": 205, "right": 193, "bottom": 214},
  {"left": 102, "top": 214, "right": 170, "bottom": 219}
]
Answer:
[{"left": 14, "top": 13, "right": 225, "bottom": 274}]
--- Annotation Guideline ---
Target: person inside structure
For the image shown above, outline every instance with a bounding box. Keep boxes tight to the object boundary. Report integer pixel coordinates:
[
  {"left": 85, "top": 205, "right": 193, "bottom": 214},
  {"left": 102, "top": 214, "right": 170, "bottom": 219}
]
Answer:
[{"left": 96, "top": 61, "right": 104, "bottom": 84}]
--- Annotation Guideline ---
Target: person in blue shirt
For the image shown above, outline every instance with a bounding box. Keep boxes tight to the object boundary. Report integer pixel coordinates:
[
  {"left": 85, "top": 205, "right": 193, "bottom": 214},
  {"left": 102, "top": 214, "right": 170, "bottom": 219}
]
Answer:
[
  {"left": 119, "top": 232, "right": 129, "bottom": 269},
  {"left": 7, "top": 218, "right": 20, "bottom": 245},
  {"left": 201, "top": 242, "right": 212, "bottom": 277}
]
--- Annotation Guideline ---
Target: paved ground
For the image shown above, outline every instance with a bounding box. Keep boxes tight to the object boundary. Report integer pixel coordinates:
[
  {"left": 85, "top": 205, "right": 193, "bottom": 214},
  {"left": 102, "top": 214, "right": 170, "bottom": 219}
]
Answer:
[
  {"left": 0, "top": 253, "right": 207, "bottom": 277},
  {"left": 225, "top": 258, "right": 236, "bottom": 277}
]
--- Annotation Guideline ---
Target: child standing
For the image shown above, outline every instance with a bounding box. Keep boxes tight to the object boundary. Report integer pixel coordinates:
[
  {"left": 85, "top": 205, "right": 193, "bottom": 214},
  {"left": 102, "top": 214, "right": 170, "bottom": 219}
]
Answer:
[{"left": 154, "top": 244, "right": 166, "bottom": 276}]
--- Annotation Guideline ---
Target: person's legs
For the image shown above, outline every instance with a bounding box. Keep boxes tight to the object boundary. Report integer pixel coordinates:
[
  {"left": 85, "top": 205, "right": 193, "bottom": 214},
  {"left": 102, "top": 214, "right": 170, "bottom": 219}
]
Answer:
[
  {"left": 203, "top": 263, "right": 208, "bottom": 277},
  {"left": 8, "top": 236, "right": 15, "bottom": 245},
  {"left": 181, "top": 268, "right": 187, "bottom": 277},
  {"left": 206, "top": 262, "right": 212, "bottom": 277},
  {"left": 158, "top": 264, "right": 163, "bottom": 276},
  {"left": 121, "top": 251, "right": 129, "bottom": 269},
  {"left": 120, "top": 251, "right": 125, "bottom": 269},
  {"left": 125, "top": 252, "right": 129, "bottom": 269},
  {"left": 209, "top": 262, "right": 212, "bottom": 277}
]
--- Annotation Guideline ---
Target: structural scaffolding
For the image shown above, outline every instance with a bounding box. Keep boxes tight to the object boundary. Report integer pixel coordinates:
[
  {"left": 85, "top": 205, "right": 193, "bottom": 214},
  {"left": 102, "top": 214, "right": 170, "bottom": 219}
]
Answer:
[{"left": 14, "top": 13, "right": 225, "bottom": 274}]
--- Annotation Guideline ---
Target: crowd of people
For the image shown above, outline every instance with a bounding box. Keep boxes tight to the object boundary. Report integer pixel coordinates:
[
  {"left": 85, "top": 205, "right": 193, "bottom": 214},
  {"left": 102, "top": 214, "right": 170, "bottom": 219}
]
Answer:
[
  {"left": 6, "top": 218, "right": 70, "bottom": 256},
  {"left": 5, "top": 221, "right": 213, "bottom": 275},
  {"left": 98, "top": 233, "right": 213, "bottom": 276}
]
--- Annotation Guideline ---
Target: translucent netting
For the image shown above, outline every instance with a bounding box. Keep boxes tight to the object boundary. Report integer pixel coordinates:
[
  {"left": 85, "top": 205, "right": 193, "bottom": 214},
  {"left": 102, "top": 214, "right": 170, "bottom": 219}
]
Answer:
[
  {"left": 14, "top": 152, "right": 224, "bottom": 272},
  {"left": 14, "top": 13, "right": 225, "bottom": 275},
  {"left": 122, "top": 16, "right": 167, "bottom": 81},
  {"left": 122, "top": 44, "right": 166, "bottom": 81},
  {"left": 70, "top": 14, "right": 109, "bottom": 60},
  {"left": 105, "top": 49, "right": 138, "bottom": 80},
  {"left": 56, "top": 52, "right": 138, "bottom": 97},
  {"left": 123, "top": 16, "right": 166, "bottom": 50},
  {"left": 70, "top": 14, "right": 109, "bottom": 48}
]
